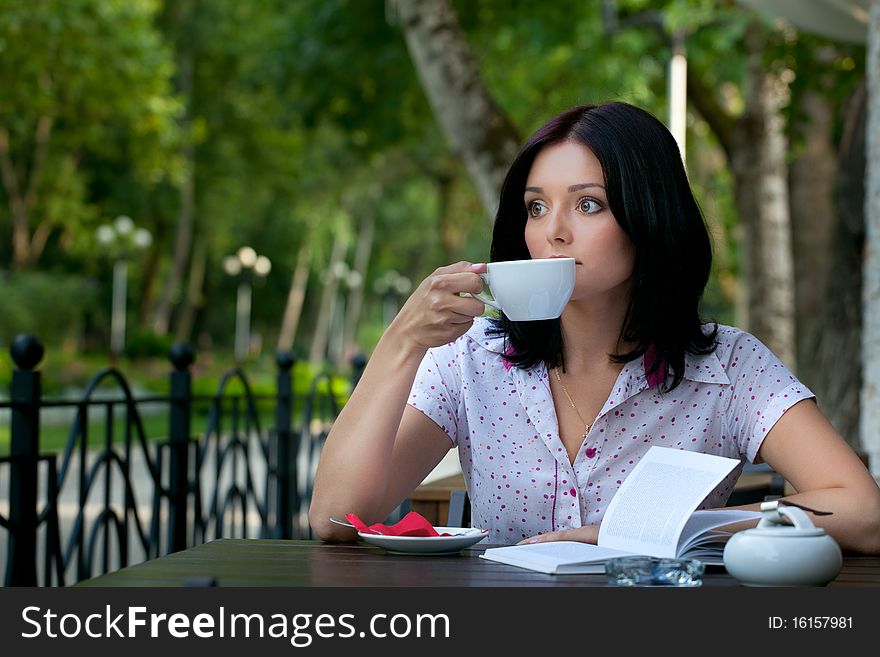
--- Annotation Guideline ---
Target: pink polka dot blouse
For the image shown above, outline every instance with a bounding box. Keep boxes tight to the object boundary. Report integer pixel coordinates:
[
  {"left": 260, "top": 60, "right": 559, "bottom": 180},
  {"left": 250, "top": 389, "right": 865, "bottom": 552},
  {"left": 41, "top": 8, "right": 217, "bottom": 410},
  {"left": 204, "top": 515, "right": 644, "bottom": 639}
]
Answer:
[{"left": 408, "top": 318, "right": 814, "bottom": 545}]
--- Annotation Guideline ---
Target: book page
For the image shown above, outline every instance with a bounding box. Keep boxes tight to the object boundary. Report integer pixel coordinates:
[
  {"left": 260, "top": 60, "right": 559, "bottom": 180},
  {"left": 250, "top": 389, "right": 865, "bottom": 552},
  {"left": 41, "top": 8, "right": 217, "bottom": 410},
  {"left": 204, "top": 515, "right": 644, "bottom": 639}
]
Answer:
[
  {"left": 480, "top": 542, "right": 635, "bottom": 574},
  {"left": 677, "top": 509, "right": 761, "bottom": 553},
  {"left": 597, "top": 447, "right": 739, "bottom": 558}
]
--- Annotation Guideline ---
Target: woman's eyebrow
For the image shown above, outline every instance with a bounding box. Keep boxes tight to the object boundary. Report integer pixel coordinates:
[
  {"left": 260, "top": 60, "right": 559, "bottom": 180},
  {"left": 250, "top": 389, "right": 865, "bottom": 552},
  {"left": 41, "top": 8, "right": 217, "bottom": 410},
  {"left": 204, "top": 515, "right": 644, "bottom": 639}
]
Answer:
[
  {"left": 567, "top": 182, "right": 605, "bottom": 192},
  {"left": 524, "top": 183, "right": 606, "bottom": 194}
]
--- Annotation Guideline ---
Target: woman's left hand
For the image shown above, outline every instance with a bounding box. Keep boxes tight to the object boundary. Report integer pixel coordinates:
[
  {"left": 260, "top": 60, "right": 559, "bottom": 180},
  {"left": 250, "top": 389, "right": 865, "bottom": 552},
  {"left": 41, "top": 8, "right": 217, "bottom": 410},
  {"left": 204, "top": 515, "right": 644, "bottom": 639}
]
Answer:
[{"left": 516, "top": 525, "right": 600, "bottom": 545}]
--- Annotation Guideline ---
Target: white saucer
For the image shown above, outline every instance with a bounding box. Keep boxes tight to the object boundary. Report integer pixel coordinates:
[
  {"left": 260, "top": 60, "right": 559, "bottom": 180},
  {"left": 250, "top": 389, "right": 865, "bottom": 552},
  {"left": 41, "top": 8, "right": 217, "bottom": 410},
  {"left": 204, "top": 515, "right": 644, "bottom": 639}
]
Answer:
[{"left": 358, "top": 527, "right": 489, "bottom": 555}]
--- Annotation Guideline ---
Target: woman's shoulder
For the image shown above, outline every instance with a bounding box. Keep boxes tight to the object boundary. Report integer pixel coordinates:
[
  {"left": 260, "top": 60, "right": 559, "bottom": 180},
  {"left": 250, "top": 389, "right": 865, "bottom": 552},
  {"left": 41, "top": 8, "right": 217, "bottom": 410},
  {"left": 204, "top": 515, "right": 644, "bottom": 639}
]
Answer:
[
  {"left": 708, "top": 323, "right": 789, "bottom": 369},
  {"left": 710, "top": 323, "right": 767, "bottom": 348}
]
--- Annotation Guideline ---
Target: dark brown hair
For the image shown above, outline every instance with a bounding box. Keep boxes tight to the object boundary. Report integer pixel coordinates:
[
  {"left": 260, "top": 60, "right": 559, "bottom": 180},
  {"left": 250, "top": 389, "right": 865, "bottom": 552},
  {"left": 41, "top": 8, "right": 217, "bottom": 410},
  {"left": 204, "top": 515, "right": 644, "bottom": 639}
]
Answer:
[{"left": 488, "top": 102, "right": 717, "bottom": 391}]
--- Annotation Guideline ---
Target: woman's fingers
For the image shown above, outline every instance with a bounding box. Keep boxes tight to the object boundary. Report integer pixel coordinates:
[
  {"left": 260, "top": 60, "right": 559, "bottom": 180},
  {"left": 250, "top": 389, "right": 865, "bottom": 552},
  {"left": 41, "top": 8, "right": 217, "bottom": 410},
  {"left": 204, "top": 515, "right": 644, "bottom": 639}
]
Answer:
[
  {"left": 451, "top": 296, "right": 488, "bottom": 319},
  {"left": 387, "top": 262, "right": 490, "bottom": 351},
  {"left": 417, "top": 264, "right": 487, "bottom": 315},
  {"left": 516, "top": 526, "right": 600, "bottom": 545},
  {"left": 426, "top": 266, "right": 485, "bottom": 296},
  {"left": 422, "top": 264, "right": 487, "bottom": 320}
]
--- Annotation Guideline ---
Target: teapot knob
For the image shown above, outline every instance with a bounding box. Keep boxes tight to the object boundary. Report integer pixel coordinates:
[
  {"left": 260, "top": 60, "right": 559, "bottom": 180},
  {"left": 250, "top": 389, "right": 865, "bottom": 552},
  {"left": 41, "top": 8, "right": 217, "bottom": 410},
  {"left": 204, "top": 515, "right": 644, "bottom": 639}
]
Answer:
[{"left": 757, "top": 502, "right": 815, "bottom": 530}]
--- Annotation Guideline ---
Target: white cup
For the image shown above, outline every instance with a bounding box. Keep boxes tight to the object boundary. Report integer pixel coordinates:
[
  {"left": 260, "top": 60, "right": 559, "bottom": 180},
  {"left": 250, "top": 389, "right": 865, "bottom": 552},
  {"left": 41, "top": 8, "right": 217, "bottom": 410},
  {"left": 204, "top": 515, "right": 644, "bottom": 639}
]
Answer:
[{"left": 475, "top": 257, "right": 575, "bottom": 321}]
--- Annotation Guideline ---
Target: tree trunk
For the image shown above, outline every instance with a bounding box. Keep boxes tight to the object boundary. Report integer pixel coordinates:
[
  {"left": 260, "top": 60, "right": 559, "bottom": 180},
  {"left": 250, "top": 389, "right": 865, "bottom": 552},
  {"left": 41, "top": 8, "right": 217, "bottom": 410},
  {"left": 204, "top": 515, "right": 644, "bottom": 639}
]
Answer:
[
  {"left": 392, "top": 0, "right": 519, "bottom": 223},
  {"left": 174, "top": 236, "right": 207, "bottom": 343},
  {"left": 151, "top": 2, "right": 196, "bottom": 334},
  {"left": 0, "top": 127, "right": 31, "bottom": 267},
  {"left": 790, "top": 89, "right": 836, "bottom": 385},
  {"left": 0, "top": 113, "right": 54, "bottom": 269},
  {"left": 309, "top": 233, "right": 349, "bottom": 368},
  {"left": 808, "top": 83, "right": 865, "bottom": 450},
  {"left": 277, "top": 242, "right": 313, "bottom": 353},
  {"left": 786, "top": 83, "right": 864, "bottom": 447},
  {"left": 728, "top": 25, "right": 796, "bottom": 368},
  {"left": 435, "top": 167, "right": 460, "bottom": 264},
  {"left": 862, "top": 2, "right": 880, "bottom": 475},
  {"left": 137, "top": 228, "right": 164, "bottom": 325},
  {"left": 341, "top": 208, "right": 376, "bottom": 365},
  {"left": 151, "top": 142, "right": 194, "bottom": 335}
]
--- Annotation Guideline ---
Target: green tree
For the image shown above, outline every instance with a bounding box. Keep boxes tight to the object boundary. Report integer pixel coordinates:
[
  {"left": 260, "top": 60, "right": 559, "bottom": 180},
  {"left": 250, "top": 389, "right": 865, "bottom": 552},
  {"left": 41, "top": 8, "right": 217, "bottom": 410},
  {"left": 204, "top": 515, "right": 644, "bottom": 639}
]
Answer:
[{"left": 0, "top": 0, "right": 180, "bottom": 270}]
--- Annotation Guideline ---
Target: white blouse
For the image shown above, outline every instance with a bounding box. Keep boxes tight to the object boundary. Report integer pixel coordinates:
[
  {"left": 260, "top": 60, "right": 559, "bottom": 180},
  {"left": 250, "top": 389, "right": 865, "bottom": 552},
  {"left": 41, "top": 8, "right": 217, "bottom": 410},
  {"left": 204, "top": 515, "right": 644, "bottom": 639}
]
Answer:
[{"left": 408, "top": 318, "right": 814, "bottom": 545}]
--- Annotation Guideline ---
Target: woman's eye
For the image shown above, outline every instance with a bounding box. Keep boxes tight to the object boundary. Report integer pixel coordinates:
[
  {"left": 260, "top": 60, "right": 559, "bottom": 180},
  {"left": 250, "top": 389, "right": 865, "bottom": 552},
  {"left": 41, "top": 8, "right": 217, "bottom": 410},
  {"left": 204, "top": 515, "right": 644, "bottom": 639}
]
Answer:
[
  {"left": 527, "top": 201, "right": 548, "bottom": 217},
  {"left": 578, "top": 198, "right": 602, "bottom": 214}
]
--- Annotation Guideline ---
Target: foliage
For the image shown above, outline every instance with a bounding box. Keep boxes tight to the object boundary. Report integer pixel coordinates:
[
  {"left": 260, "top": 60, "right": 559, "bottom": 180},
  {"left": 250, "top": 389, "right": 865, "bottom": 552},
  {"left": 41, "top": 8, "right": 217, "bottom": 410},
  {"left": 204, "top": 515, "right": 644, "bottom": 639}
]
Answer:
[
  {"left": 0, "top": 269, "right": 98, "bottom": 346},
  {"left": 1, "top": 0, "right": 859, "bottom": 361},
  {"left": 0, "top": 0, "right": 181, "bottom": 267},
  {"left": 124, "top": 327, "right": 175, "bottom": 359}
]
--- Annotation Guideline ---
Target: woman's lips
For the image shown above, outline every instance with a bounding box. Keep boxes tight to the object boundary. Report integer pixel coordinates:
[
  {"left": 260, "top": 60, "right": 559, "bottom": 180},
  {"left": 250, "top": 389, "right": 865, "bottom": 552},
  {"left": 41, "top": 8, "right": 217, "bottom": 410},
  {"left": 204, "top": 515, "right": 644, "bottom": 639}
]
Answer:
[{"left": 549, "top": 255, "right": 581, "bottom": 264}]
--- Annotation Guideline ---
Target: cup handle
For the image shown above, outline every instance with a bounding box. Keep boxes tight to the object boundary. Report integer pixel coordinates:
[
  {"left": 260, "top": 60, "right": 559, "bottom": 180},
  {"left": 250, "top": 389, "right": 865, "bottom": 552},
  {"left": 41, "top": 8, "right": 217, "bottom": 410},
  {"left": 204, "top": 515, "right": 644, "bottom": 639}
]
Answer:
[{"left": 472, "top": 272, "right": 501, "bottom": 311}]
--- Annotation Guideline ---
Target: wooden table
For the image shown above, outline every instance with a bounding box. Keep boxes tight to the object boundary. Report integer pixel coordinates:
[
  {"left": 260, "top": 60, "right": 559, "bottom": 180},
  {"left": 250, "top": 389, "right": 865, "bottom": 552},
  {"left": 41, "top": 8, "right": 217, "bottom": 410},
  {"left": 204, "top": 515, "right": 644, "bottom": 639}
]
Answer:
[{"left": 75, "top": 538, "right": 880, "bottom": 588}]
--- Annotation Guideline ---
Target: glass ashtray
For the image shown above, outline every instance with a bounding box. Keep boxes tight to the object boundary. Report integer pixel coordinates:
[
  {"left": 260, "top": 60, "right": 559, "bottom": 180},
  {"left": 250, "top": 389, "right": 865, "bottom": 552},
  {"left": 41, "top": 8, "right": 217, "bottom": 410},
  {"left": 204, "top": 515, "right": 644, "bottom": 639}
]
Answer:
[{"left": 605, "top": 556, "right": 704, "bottom": 587}]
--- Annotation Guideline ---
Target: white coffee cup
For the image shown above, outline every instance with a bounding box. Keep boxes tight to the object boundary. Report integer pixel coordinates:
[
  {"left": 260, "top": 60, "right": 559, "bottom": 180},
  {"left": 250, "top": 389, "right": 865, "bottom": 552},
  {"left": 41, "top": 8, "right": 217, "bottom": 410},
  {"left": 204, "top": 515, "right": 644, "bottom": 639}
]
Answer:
[{"left": 474, "top": 257, "right": 575, "bottom": 321}]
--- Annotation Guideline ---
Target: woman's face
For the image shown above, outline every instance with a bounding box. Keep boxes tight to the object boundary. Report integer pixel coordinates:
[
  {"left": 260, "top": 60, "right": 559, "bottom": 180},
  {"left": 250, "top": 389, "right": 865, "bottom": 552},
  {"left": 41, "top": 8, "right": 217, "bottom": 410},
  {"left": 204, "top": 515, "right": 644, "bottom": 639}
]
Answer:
[{"left": 523, "top": 140, "right": 635, "bottom": 303}]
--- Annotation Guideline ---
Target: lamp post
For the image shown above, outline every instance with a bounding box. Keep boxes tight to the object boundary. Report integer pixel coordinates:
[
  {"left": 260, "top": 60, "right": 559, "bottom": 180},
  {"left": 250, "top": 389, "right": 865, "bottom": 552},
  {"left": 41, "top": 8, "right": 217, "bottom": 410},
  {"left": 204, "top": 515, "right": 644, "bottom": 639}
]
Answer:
[
  {"left": 373, "top": 269, "right": 411, "bottom": 327},
  {"left": 95, "top": 215, "right": 152, "bottom": 360},
  {"left": 224, "top": 246, "right": 271, "bottom": 362}
]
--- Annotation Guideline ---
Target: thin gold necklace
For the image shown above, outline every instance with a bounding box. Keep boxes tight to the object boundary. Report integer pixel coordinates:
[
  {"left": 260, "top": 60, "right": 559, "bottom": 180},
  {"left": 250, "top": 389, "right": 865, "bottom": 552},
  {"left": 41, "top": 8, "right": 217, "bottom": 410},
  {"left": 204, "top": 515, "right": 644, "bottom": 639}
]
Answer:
[{"left": 553, "top": 367, "right": 597, "bottom": 441}]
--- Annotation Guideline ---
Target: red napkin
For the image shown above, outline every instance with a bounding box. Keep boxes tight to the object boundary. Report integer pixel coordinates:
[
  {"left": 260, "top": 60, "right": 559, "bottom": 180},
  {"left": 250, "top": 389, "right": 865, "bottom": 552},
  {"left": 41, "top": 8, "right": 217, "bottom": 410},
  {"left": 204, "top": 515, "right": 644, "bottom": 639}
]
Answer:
[{"left": 345, "top": 511, "right": 452, "bottom": 537}]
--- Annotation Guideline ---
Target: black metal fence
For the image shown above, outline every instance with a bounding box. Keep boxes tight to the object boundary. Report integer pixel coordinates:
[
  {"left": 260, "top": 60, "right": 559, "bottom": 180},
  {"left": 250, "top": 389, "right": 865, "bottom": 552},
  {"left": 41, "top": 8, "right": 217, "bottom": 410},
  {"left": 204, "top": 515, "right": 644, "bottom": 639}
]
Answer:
[{"left": 0, "top": 335, "right": 359, "bottom": 586}]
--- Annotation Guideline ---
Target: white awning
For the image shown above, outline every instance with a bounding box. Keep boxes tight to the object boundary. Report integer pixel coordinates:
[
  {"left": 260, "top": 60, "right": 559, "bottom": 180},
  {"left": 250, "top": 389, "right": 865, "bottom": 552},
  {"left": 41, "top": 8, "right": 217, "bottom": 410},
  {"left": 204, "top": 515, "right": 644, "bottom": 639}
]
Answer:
[{"left": 737, "top": 0, "right": 868, "bottom": 43}]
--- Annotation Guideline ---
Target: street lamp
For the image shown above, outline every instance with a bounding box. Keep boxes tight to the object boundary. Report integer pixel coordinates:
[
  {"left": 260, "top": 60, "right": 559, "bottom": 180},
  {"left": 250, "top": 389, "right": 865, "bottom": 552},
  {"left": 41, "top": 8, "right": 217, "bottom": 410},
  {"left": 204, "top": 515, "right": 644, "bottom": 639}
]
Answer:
[
  {"left": 223, "top": 246, "right": 271, "bottom": 362},
  {"left": 95, "top": 215, "right": 152, "bottom": 360},
  {"left": 373, "top": 269, "right": 411, "bottom": 327}
]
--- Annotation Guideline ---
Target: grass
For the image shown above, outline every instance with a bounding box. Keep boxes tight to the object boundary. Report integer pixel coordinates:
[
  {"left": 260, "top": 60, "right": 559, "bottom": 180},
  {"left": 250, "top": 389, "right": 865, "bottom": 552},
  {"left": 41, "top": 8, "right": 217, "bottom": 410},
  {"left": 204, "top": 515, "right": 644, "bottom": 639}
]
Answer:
[
  {"left": 0, "top": 348, "right": 350, "bottom": 458},
  {"left": 0, "top": 405, "right": 290, "bottom": 458},
  {"left": 0, "top": 410, "right": 172, "bottom": 457}
]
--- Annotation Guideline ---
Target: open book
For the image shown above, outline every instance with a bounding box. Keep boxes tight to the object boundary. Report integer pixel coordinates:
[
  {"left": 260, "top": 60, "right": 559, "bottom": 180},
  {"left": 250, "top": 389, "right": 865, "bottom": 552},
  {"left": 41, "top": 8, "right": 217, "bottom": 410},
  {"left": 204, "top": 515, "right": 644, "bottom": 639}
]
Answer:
[{"left": 480, "top": 446, "right": 761, "bottom": 574}]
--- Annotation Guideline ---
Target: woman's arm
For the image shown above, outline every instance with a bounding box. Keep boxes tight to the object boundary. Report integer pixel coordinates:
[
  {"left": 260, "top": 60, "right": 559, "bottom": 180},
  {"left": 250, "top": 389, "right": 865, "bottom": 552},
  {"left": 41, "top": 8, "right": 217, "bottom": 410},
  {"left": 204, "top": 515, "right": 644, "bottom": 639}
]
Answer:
[
  {"left": 743, "top": 398, "right": 880, "bottom": 554},
  {"left": 308, "top": 262, "right": 486, "bottom": 542}
]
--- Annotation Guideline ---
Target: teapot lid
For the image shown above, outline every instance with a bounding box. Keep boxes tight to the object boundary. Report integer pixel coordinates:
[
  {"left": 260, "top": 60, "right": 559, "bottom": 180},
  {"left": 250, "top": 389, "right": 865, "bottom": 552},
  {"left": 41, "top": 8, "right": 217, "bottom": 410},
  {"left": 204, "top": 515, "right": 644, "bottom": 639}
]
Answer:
[{"left": 743, "top": 525, "right": 827, "bottom": 538}]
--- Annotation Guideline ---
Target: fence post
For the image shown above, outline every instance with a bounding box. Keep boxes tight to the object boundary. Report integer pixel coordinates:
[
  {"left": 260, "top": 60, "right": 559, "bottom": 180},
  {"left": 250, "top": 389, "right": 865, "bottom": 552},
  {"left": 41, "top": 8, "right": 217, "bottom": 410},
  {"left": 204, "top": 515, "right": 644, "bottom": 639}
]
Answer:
[
  {"left": 167, "top": 344, "right": 194, "bottom": 553},
  {"left": 350, "top": 351, "right": 367, "bottom": 389},
  {"left": 7, "top": 335, "right": 43, "bottom": 586},
  {"left": 275, "top": 351, "right": 296, "bottom": 538}
]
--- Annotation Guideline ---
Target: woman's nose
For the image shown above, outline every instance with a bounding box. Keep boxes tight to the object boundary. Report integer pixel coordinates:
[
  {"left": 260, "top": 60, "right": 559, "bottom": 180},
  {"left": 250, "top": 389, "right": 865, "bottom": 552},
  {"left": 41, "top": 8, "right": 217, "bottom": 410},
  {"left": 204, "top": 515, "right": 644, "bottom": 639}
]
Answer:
[{"left": 545, "top": 209, "right": 571, "bottom": 243}]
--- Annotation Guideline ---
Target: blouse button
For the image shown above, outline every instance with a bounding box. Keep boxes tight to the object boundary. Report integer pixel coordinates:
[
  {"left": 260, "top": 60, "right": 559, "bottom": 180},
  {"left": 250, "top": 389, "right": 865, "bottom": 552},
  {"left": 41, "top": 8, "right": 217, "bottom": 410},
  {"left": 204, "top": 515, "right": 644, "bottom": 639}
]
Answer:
[{"left": 585, "top": 448, "right": 597, "bottom": 459}]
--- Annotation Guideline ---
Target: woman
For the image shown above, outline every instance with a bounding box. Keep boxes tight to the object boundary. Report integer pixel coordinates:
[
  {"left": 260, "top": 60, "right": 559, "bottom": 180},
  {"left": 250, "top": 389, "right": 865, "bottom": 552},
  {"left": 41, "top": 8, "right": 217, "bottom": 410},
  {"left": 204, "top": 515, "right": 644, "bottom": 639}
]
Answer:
[{"left": 309, "top": 102, "right": 880, "bottom": 552}]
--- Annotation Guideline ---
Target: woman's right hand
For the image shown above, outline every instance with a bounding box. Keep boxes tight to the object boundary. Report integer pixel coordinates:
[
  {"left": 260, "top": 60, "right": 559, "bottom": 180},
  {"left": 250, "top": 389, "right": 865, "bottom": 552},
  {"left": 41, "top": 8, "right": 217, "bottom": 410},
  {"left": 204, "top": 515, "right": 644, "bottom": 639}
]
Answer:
[{"left": 387, "top": 261, "right": 487, "bottom": 353}]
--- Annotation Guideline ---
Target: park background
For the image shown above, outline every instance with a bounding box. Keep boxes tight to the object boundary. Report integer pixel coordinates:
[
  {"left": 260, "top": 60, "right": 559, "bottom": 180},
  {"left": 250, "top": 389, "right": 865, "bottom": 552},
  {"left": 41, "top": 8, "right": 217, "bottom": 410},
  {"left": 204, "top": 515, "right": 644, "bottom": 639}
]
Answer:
[{"left": 1, "top": 0, "right": 877, "bottom": 475}]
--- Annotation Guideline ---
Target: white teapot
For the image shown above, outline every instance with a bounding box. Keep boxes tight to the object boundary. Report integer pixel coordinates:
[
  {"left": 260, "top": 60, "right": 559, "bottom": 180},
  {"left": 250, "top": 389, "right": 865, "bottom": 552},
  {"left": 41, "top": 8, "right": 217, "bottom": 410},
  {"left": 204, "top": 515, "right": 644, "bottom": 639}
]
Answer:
[{"left": 722, "top": 501, "right": 842, "bottom": 586}]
